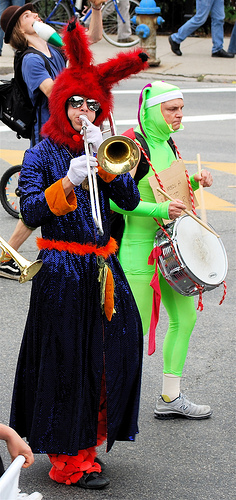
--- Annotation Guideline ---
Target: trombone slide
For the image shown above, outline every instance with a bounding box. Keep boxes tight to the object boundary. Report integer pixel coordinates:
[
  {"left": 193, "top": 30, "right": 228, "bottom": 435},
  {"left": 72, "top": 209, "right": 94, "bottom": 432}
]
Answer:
[{"left": 82, "top": 120, "right": 104, "bottom": 236}]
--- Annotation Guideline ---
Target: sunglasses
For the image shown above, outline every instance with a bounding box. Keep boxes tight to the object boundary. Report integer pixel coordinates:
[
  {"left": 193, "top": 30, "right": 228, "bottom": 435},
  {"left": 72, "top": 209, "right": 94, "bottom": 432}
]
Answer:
[{"left": 68, "top": 96, "right": 101, "bottom": 112}]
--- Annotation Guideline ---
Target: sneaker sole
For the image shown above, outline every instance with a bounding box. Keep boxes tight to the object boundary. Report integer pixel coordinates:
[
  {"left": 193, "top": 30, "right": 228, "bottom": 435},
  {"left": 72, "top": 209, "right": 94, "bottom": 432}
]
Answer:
[
  {"left": 154, "top": 410, "right": 213, "bottom": 420},
  {"left": 0, "top": 271, "right": 20, "bottom": 280}
]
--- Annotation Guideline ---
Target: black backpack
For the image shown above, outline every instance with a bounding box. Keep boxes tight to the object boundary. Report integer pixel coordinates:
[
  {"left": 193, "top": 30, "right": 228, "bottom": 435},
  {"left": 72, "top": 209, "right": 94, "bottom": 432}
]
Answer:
[{"left": 0, "top": 47, "right": 52, "bottom": 142}]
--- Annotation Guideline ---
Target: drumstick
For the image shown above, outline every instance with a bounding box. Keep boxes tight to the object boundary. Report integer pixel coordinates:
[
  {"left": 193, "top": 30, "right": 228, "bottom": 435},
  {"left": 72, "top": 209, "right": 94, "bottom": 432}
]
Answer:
[
  {"left": 196, "top": 153, "right": 207, "bottom": 225},
  {"left": 155, "top": 186, "right": 220, "bottom": 238}
]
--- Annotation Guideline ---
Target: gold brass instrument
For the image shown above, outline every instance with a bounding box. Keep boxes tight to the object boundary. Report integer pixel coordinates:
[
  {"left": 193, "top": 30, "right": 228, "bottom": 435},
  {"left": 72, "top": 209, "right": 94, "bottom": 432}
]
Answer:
[
  {"left": 97, "top": 135, "right": 140, "bottom": 175},
  {"left": 83, "top": 113, "right": 140, "bottom": 236},
  {"left": 0, "top": 236, "right": 43, "bottom": 283}
]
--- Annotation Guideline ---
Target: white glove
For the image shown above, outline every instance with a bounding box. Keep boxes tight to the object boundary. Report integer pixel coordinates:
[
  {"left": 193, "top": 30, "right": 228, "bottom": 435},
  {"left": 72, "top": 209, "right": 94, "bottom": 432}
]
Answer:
[
  {"left": 80, "top": 114, "right": 103, "bottom": 153},
  {"left": 67, "top": 155, "right": 98, "bottom": 186}
]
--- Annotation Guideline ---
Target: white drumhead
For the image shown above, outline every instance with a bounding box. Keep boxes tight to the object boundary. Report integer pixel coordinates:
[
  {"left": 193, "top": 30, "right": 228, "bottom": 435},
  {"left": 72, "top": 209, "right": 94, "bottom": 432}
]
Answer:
[{"left": 174, "top": 216, "right": 228, "bottom": 285}]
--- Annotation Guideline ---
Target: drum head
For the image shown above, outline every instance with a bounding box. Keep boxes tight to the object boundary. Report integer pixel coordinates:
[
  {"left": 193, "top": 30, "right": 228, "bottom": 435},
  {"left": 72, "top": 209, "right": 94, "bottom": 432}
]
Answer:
[{"left": 175, "top": 216, "right": 228, "bottom": 285}]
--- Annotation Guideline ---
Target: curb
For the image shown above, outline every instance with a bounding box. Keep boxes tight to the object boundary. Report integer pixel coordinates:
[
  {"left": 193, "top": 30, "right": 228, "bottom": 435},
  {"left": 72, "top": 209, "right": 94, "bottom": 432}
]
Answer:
[{"left": 0, "top": 65, "right": 235, "bottom": 83}]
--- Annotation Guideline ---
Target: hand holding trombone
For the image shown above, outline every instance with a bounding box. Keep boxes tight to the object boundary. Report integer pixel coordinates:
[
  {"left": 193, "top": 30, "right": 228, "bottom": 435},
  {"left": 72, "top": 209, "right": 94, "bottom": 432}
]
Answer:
[{"left": 81, "top": 113, "right": 140, "bottom": 236}]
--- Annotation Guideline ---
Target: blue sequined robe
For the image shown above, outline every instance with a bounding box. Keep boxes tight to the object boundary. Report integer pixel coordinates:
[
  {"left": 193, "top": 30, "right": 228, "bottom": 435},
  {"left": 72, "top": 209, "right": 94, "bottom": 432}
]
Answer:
[{"left": 10, "top": 138, "right": 143, "bottom": 455}]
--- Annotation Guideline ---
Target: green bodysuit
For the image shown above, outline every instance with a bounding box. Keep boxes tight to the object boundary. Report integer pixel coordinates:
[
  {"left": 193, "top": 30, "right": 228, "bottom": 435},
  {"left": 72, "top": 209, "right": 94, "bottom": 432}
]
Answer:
[{"left": 111, "top": 81, "right": 199, "bottom": 376}]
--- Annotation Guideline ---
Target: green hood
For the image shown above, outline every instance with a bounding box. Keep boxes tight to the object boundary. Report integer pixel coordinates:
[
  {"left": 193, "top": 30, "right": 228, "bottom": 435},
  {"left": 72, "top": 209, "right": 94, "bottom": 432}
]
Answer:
[{"left": 136, "top": 81, "right": 184, "bottom": 146}]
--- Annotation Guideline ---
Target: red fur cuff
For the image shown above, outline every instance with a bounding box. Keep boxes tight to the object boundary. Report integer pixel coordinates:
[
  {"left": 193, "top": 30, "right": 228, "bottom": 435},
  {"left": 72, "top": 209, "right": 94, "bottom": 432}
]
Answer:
[{"left": 45, "top": 179, "right": 77, "bottom": 215}]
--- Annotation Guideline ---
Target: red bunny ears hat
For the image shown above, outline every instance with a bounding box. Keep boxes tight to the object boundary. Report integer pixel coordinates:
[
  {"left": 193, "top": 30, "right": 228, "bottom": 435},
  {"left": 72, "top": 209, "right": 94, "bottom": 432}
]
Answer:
[{"left": 42, "top": 19, "right": 148, "bottom": 152}]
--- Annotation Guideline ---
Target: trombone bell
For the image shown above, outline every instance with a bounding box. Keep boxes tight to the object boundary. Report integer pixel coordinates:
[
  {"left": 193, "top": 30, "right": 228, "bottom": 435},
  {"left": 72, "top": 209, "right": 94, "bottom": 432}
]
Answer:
[
  {"left": 0, "top": 236, "right": 43, "bottom": 284},
  {"left": 97, "top": 136, "right": 140, "bottom": 175}
]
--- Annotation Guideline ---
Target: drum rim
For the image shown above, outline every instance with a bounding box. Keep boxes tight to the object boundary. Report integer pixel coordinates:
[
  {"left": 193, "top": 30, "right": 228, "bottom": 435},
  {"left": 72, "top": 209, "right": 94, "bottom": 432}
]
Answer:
[{"left": 155, "top": 215, "right": 228, "bottom": 287}]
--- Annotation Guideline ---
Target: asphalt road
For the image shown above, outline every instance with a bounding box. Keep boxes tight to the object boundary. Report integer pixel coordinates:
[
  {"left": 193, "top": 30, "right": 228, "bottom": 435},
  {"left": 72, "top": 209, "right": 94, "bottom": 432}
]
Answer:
[{"left": 0, "top": 78, "right": 235, "bottom": 500}]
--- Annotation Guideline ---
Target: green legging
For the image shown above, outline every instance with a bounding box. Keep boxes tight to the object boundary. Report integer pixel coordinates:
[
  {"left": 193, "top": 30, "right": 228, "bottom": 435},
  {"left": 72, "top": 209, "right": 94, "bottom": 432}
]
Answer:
[
  {"left": 124, "top": 263, "right": 197, "bottom": 377},
  {"left": 159, "top": 273, "right": 197, "bottom": 376},
  {"left": 117, "top": 209, "right": 197, "bottom": 378}
]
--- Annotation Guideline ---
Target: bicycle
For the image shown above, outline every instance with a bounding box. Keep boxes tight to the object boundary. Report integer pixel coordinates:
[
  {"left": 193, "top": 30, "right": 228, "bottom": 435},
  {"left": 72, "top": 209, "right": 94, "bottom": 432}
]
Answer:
[
  {"left": 0, "top": 165, "right": 21, "bottom": 218},
  {"left": 31, "top": 0, "right": 140, "bottom": 47}
]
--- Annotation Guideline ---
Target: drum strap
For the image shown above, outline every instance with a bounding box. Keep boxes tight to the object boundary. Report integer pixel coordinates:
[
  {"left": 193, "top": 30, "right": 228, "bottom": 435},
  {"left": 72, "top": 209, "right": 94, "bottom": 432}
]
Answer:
[{"left": 133, "top": 138, "right": 197, "bottom": 217}]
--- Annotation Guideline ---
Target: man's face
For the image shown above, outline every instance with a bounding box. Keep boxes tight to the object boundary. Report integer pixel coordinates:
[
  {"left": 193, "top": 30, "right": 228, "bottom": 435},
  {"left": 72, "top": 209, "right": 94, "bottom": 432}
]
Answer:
[
  {"left": 161, "top": 98, "right": 184, "bottom": 131},
  {"left": 19, "top": 10, "right": 42, "bottom": 35},
  {"left": 67, "top": 97, "right": 97, "bottom": 131}
]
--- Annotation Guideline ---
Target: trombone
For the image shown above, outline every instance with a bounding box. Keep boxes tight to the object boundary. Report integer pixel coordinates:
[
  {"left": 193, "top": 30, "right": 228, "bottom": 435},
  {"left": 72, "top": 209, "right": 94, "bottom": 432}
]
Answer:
[
  {"left": 82, "top": 113, "right": 140, "bottom": 236},
  {"left": 0, "top": 236, "right": 43, "bottom": 283},
  {"left": 82, "top": 119, "right": 104, "bottom": 236}
]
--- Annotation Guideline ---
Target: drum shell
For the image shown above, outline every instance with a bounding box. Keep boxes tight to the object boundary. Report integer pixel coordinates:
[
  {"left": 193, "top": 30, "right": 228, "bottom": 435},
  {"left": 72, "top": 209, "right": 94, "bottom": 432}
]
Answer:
[{"left": 154, "top": 216, "right": 228, "bottom": 297}]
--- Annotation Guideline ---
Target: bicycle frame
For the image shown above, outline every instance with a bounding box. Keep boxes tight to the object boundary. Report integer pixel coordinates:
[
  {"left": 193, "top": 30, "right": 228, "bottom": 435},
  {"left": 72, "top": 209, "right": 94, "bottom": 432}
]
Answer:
[
  {"left": 42, "top": 0, "right": 126, "bottom": 27},
  {"left": 82, "top": 0, "right": 125, "bottom": 24},
  {"left": 44, "top": 0, "right": 77, "bottom": 26}
]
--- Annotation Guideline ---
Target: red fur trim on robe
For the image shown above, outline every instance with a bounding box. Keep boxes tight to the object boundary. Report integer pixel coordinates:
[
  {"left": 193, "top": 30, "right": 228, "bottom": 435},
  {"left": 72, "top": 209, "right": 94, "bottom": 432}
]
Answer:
[{"left": 37, "top": 236, "right": 118, "bottom": 258}]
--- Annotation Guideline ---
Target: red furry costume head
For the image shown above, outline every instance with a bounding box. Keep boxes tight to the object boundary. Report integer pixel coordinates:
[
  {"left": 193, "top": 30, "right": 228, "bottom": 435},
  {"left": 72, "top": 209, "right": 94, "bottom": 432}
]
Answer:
[{"left": 42, "top": 20, "right": 148, "bottom": 152}]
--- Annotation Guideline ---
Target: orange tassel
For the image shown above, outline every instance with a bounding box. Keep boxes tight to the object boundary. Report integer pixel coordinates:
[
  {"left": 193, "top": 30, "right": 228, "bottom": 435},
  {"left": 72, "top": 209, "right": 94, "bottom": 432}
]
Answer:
[{"left": 104, "top": 266, "right": 114, "bottom": 321}]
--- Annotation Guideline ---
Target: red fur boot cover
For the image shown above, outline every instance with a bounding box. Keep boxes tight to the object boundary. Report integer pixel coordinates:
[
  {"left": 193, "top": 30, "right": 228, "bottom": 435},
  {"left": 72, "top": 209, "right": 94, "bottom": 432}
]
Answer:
[{"left": 48, "top": 374, "right": 107, "bottom": 484}]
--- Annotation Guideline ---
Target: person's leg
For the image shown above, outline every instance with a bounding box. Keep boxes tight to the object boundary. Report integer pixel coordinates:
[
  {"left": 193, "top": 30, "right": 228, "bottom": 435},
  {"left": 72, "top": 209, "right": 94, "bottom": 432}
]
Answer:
[
  {"left": 160, "top": 275, "right": 197, "bottom": 380},
  {"left": 210, "top": 0, "right": 225, "bottom": 53},
  {"left": 228, "top": 23, "right": 236, "bottom": 54},
  {"left": 48, "top": 374, "right": 109, "bottom": 489},
  {"left": 0, "top": 454, "right": 4, "bottom": 476},
  {"left": 154, "top": 275, "right": 212, "bottom": 418},
  {"left": 11, "top": 0, "right": 25, "bottom": 4},
  {"left": 117, "top": 0, "right": 132, "bottom": 41},
  {"left": 0, "top": 0, "right": 10, "bottom": 55},
  {"left": 0, "top": 27, "right": 4, "bottom": 55},
  {"left": 171, "top": 0, "right": 212, "bottom": 44}
]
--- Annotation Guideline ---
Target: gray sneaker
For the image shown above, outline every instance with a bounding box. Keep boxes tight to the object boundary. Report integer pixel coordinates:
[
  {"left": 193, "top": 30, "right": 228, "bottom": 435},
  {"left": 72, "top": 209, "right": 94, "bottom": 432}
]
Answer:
[{"left": 154, "top": 393, "right": 212, "bottom": 419}]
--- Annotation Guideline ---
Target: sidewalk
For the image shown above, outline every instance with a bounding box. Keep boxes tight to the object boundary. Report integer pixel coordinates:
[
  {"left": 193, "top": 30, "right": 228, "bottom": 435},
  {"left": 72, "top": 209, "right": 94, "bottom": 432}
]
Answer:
[{"left": 0, "top": 34, "right": 235, "bottom": 82}]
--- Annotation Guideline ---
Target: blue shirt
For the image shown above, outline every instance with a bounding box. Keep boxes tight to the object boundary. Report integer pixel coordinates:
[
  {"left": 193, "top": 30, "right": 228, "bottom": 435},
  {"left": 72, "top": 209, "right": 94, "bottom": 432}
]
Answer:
[{"left": 21, "top": 46, "right": 66, "bottom": 144}]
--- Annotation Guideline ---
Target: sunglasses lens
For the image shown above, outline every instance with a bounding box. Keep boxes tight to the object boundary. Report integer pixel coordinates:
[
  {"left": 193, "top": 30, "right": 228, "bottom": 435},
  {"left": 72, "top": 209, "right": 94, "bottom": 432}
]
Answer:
[
  {"left": 87, "top": 100, "right": 100, "bottom": 112},
  {"left": 68, "top": 96, "right": 100, "bottom": 112},
  {"left": 69, "top": 96, "right": 84, "bottom": 108}
]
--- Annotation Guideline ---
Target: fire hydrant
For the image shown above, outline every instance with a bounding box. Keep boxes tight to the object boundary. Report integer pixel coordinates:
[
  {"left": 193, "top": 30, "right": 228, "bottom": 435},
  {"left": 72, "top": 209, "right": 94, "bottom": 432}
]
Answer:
[{"left": 132, "top": 0, "right": 164, "bottom": 66}]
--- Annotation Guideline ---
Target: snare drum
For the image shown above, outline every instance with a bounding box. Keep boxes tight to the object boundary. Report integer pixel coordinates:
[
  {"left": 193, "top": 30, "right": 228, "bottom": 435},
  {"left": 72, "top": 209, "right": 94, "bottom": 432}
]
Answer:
[{"left": 154, "top": 215, "right": 228, "bottom": 296}]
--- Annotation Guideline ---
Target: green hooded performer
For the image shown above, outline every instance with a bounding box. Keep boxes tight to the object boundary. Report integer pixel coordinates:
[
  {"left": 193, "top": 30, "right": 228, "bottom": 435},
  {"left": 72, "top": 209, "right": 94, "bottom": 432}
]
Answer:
[{"left": 111, "top": 81, "right": 214, "bottom": 419}]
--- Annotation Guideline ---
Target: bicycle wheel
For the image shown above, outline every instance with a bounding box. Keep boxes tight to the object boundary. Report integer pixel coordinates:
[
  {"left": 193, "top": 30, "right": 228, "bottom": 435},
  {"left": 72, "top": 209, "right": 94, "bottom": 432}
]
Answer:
[
  {"left": 0, "top": 165, "right": 21, "bottom": 219},
  {"left": 102, "top": 0, "right": 139, "bottom": 47},
  {"left": 32, "top": 0, "right": 72, "bottom": 34}
]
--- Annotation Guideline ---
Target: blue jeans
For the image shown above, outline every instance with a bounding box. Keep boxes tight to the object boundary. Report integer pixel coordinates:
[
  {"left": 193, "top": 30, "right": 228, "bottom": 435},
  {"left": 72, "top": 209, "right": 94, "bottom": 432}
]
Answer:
[
  {"left": 0, "top": 0, "right": 25, "bottom": 54},
  {"left": 171, "top": 0, "right": 225, "bottom": 53},
  {"left": 228, "top": 23, "right": 236, "bottom": 54},
  {"left": 117, "top": 0, "right": 131, "bottom": 40}
]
